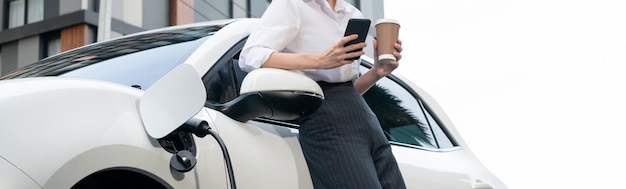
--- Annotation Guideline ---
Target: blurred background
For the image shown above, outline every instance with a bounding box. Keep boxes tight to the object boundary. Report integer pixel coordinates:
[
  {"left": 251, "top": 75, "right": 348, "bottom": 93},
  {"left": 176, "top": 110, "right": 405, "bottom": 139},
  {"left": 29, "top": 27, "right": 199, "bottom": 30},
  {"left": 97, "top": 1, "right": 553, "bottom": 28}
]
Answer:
[
  {"left": 0, "top": 0, "right": 382, "bottom": 75},
  {"left": 385, "top": 0, "right": 626, "bottom": 188}
]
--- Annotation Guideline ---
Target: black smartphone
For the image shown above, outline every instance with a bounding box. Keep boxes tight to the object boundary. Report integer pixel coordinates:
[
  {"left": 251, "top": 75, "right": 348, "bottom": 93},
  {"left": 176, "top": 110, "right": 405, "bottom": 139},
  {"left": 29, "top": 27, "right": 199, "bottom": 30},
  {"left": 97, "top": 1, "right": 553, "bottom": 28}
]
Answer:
[{"left": 343, "top": 18, "right": 371, "bottom": 60}]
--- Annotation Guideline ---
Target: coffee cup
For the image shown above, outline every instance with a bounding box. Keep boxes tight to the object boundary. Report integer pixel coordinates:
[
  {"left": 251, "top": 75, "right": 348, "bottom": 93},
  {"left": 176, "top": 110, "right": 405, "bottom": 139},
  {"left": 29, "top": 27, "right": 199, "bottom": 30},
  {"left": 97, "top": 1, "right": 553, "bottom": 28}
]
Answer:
[{"left": 375, "top": 18, "right": 400, "bottom": 64}]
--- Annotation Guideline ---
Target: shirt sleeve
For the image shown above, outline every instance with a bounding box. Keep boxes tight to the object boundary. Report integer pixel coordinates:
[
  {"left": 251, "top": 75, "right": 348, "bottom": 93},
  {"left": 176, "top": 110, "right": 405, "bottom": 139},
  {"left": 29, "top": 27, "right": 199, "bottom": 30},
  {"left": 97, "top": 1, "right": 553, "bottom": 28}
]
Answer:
[{"left": 239, "top": 0, "right": 301, "bottom": 72}]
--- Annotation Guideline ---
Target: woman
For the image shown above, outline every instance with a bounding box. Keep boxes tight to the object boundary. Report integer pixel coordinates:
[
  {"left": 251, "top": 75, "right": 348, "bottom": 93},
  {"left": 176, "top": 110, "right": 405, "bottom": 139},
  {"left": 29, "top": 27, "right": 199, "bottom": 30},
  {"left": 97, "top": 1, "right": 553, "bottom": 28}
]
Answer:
[{"left": 240, "top": 0, "right": 406, "bottom": 188}]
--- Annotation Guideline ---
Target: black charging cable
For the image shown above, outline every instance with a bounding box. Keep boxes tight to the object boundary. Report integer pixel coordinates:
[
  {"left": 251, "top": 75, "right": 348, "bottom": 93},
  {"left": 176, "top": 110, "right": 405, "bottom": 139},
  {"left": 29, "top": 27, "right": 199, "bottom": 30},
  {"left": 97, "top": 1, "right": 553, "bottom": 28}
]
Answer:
[{"left": 182, "top": 118, "right": 236, "bottom": 189}]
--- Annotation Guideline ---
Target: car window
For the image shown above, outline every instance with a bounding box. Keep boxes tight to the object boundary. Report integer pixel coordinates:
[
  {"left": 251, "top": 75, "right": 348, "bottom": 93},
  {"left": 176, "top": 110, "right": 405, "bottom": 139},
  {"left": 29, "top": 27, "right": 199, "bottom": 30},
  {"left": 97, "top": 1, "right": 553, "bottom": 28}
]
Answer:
[
  {"left": 359, "top": 64, "right": 455, "bottom": 149},
  {"left": 203, "top": 39, "right": 247, "bottom": 104},
  {"left": 0, "top": 26, "right": 221, "bottom": 90}
]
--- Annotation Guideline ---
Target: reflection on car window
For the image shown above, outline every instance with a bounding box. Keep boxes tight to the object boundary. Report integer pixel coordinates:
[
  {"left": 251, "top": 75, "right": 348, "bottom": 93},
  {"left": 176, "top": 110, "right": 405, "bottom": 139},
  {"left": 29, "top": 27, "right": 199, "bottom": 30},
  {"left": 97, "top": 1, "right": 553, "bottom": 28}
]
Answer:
[
  {"left": 362, "top": 77, "right": 435, "bottom": 148},
  {"left": 0, "top": 25, "right": 223, "bottom": 90},
  {"left": 203, "top": 39, "right": 247, "bottom": 104},
  {"left": 359, "top": 65, "right": 454, "bottom": 149},
  {"left": 205, "top": 58, "right": 239, "bottom": 104}
]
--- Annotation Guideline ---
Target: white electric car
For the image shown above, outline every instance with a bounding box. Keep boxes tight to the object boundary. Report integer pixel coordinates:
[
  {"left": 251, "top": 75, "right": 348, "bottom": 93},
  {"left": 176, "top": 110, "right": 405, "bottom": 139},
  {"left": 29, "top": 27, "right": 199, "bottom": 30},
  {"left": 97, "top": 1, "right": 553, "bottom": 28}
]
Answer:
[{"left": 0, "top": 18, "right": 507, "bottom": 189}]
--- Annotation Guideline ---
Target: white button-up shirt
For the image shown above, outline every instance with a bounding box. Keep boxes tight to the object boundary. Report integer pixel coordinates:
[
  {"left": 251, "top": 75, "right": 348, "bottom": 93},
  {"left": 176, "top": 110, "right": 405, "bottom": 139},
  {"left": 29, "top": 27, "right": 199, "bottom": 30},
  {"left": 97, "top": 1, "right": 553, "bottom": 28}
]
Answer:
[{"left": 239, "top": 0, "right": 365, "bottom": 83}]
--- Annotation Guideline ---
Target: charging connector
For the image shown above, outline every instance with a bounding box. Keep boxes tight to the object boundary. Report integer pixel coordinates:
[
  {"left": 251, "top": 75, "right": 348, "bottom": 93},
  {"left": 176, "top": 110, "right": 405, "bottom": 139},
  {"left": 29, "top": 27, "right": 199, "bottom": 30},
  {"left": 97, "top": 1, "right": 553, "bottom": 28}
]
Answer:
[{"left": 181, "top": 118, "right": 236, "bottom": 189}]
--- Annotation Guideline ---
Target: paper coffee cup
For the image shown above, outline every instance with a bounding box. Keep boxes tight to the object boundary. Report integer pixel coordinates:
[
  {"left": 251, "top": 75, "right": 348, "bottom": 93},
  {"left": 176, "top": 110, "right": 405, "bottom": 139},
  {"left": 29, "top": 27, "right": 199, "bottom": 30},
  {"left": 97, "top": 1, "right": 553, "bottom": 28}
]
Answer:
[{"left": 375, "top": 18, "right": 400, "bottom": 63}]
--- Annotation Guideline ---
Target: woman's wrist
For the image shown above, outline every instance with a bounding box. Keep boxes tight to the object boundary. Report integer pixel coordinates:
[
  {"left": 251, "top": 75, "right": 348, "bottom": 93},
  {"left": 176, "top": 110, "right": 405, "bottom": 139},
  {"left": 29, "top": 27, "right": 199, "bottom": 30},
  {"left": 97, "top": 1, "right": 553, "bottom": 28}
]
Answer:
[
  {"left": 301, "top": 54, "right": 322, "bottom": 69},
  {"left": 371, "top": 65, "right": 392, "bottom": 78}
]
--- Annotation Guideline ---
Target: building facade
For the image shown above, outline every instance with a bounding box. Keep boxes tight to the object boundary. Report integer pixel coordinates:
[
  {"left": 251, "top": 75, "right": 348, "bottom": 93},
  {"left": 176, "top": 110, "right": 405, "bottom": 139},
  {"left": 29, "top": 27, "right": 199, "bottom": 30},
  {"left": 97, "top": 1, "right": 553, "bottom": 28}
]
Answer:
[{"left": 0, "top": 0, "right": 384, "bottom": 75}]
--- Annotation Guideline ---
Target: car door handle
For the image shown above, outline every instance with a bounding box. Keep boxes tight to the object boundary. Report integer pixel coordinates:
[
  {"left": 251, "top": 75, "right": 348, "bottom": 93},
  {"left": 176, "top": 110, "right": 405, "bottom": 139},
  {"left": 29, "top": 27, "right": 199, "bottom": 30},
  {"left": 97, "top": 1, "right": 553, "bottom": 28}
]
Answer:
[{"left": 472, "top": 181, "right": 494, "bottom": 189}]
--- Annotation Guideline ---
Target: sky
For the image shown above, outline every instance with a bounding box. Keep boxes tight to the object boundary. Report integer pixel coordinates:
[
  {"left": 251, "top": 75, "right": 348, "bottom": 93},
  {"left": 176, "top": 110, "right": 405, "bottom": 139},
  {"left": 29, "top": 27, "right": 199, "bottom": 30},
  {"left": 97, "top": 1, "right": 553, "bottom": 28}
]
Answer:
[{"left": 384, "top": 0, "right": 626, "bottom": 188}]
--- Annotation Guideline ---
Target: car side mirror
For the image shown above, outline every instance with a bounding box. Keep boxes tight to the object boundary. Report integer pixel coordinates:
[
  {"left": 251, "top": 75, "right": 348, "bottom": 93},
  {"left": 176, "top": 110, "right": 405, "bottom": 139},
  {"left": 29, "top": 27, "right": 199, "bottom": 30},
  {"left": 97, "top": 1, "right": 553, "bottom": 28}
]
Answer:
[{"left": 207, "top": 68, "right": 324, "bottom": 122}]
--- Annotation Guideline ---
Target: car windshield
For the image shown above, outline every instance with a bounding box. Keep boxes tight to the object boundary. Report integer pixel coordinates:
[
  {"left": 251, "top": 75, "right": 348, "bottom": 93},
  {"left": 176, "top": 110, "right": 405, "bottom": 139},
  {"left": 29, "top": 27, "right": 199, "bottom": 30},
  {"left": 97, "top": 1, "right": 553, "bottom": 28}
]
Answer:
[{"left": 0, "top": 25, "right": 222, "bottom": 90}]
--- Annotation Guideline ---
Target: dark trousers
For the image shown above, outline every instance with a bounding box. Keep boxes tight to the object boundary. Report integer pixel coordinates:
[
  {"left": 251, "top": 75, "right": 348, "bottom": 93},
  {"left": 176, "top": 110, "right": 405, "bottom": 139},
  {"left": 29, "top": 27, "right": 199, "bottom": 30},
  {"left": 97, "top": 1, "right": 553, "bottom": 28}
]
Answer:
[{"left": 298, "top": 81, "right": 406, "bottom": 189}]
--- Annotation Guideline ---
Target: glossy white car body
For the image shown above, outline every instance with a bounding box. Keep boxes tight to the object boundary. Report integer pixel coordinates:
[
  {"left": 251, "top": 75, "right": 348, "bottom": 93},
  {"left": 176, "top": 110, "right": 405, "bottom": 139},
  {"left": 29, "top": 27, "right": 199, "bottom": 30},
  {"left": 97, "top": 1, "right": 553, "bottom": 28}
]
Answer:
[{"left": 0, "top": 18, "right": 507, "bottom": 189}]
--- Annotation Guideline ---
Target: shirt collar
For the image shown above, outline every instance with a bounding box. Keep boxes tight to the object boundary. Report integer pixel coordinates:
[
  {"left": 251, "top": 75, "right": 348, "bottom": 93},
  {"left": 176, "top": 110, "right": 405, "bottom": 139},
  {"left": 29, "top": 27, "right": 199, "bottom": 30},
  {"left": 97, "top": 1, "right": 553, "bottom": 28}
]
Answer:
[
  {"left": 334, "top": 0, "right": 349, "bottom": 14},
  {"left": 303, "top": 0, "right": 349, "bottom": 19}
]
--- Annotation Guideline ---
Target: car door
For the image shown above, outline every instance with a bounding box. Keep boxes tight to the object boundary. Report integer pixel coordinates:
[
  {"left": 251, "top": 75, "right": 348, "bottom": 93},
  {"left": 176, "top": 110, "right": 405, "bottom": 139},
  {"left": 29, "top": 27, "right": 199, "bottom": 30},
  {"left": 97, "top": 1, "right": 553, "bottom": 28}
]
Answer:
[
  {"left": 199, "top": 38, "right": 314, "bottom": 189},
  {"left": 200, "top": 38, "right": 493, "bottom": 189}
]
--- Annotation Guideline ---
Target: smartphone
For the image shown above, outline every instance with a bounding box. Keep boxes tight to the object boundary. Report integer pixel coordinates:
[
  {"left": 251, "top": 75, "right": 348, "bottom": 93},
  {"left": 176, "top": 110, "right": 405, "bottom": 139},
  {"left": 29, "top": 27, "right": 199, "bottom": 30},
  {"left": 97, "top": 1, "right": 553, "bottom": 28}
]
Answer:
[{"left": 343, "top": 18, "right": 371, "bottom": 60}]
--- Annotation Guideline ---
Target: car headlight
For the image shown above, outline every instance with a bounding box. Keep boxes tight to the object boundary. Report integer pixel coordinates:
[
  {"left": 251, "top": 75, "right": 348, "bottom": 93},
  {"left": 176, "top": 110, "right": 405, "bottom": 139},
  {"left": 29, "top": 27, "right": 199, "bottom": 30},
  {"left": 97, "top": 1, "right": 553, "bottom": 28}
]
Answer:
[{"left": 0, "top": 156, "right": 41, "bottom": 189}]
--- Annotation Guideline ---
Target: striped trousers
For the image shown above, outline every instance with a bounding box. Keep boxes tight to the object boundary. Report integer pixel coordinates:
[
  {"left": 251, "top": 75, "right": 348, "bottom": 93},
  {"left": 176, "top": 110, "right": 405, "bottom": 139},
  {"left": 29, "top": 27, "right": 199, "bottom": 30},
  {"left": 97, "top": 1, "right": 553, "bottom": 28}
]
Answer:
[{"left": 298, "top": 81, "right": 407, "bottom": 189}]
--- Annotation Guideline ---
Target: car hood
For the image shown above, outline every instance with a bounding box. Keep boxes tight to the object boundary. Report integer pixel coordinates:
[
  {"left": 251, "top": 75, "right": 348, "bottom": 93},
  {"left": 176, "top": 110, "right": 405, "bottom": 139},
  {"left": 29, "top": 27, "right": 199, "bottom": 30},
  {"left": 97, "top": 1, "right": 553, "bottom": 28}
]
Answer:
[{"left": 0, "top": 64, "right": 206, "bottom": 182}]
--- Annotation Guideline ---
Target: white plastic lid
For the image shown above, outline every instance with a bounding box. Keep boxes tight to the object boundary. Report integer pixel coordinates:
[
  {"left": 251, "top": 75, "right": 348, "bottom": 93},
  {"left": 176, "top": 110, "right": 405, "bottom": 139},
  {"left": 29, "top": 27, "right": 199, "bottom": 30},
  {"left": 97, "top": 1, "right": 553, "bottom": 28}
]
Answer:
[{"left": 375, "top": 18, "right": 400, "bottom": 26}]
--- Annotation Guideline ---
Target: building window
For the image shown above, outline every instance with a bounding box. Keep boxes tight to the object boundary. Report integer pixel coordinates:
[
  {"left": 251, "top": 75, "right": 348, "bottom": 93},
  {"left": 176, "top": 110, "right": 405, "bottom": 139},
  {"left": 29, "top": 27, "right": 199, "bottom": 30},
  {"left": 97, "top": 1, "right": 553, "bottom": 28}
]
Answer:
[
  {"left": 45, "top": 37, "right": 61, "bottom": 58},
  {"left": 27, "top": 0, "right": 42, "bottom": 24},
  {"left": 7, "top": 0, "right": 25, "bottom": 28},
  {"left": 5, "top": 0, "right": 43, "bottom": 29},
  {"left": 42, "top": 32, "right": 61, "bottom": 58}
]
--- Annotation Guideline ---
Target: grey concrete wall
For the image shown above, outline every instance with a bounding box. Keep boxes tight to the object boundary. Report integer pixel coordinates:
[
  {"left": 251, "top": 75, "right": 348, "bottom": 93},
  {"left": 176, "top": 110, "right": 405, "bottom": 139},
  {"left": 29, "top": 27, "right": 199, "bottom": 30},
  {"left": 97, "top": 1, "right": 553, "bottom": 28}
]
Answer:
[
  {"left": 18, "top": 36, "right": 41, "bottom": 68},
  {"left": 59, "top": 0, "right": 84, "bottom": 15},
  {"left": 44, "top": 0, "right": 60, "bottom": 19},
  {"left": 232, "top": 0, "right": 247, "bottom": 18},
  {"left": 110, "top": 30, "right": 123, "bottom": 40},
  {"left": 195, "top": 0, "right": 230, "bottom": 21},
  {"left": 1, "top": 42, "right": 18, "bottom": 75},
  {"left": 142, "top": 0, "right": 169, "bottom": 29},
  {"left": 122, "top": 0, "right": 142, "bottom": 27},
  {"left": 111, "top": 0, "right": 124, "bottom": 22}
]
